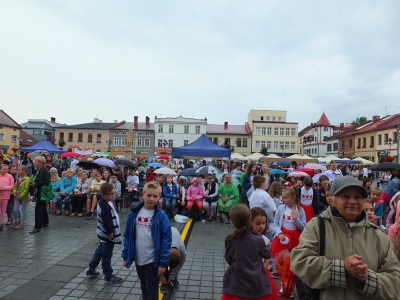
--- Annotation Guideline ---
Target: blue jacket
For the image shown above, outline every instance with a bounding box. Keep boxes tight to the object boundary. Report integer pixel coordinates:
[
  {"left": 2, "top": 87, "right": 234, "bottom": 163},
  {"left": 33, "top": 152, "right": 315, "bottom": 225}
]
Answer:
[
  {"left": 383, "top": 177, "right": 400, "bottom": 197},
  {"left": 60, "top": 176, "right": 77, "bottom": 194},
  {"left": 242, "top": 174, "right": 253, "bottom": 196},
  {"left": 162, "top": 183, "right": 179, "bottom": 201},
  {"left": 121, "top": 201, "right": 172, "bottom": 269}
]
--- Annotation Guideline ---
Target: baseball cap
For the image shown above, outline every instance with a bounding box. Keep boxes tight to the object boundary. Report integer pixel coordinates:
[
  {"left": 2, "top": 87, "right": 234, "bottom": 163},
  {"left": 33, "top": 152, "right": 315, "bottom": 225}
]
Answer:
[{"left": 330, "top": 176, "right": 368, "bottom": 198}]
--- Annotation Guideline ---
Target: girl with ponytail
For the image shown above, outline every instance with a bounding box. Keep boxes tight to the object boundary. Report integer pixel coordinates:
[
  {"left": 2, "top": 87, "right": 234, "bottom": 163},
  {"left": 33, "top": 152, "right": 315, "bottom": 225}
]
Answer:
[{"left": 222, "top": 204, "right": 275, "bottom": 300}]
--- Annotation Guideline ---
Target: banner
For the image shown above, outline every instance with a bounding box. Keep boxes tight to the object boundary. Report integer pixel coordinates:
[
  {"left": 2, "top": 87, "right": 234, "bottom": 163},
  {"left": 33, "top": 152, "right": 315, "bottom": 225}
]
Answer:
[{"left": 74, "top": 148, "right": 93, "bottom": 156}]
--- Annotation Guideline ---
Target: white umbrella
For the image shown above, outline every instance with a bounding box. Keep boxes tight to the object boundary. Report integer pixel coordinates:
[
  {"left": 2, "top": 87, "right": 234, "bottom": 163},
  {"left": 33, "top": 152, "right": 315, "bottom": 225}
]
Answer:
[
  {"left": 245, "top": 153, "right": 266, "bottom": 161},
  {"left": 304, "top": 163, "right": 327, "bottom": 171},
  {"left": 259, "top": 154, "right": 282, "bottom": 162},
  {"left": 154, "top": 168, "right": 177, "bottom": 175},
  {"left": 231, "top": 153, "right": 246, "bottom": 160},
  {"left": 31, "top": 150, "right": 50, "bottom": 160},
  {"left": 353, "top": 157, "right": 374, "bottom": 165}
]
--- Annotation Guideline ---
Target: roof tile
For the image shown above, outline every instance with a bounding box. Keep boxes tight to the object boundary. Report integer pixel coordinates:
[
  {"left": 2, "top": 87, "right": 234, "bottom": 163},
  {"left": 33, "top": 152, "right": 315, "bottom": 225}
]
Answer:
[{"left": 0, "top": 110, "right": 21, "bottom": 128}]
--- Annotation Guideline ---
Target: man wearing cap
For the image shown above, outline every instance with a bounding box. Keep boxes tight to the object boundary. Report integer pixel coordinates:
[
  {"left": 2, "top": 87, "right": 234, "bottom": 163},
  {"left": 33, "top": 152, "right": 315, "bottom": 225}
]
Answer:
[{"left": 291, "top": 176, "right": 400, "bottom": 300}]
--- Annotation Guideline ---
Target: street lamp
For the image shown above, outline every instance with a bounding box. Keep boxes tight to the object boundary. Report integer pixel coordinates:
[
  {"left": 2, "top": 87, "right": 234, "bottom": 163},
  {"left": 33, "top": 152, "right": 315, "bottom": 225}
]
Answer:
[
  {"left": 385, "top": 137, "right": 398, "bottom": 157},
  {"left": 301, "top": 136, "right": 313, "bottom": 155},
  {"left": 280, "top": 145, "right": 285, "bottom": 157},
  {"left": 340, "top": 145, "right": 348, "bottom": 158}
]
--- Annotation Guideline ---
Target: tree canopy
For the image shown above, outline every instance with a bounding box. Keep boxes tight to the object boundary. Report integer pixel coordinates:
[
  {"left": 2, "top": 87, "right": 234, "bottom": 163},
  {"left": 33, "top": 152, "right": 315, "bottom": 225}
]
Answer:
[{"left": 352, "top": 116, "right": 368, "bottom": 125}]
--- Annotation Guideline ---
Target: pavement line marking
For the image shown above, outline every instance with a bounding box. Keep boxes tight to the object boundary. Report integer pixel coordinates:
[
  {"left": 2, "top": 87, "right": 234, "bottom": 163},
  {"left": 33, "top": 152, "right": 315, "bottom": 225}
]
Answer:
[{"left": 159, "top": 218, "right": 195, "bottom": 300}]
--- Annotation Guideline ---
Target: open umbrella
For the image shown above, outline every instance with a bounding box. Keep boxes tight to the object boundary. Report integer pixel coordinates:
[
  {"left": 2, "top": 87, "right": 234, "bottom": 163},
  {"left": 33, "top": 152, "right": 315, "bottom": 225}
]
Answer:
[
  {"left": 287, "top": 171, "right": 309, "bottom": 178},
  {"left": 77, "top": 161, "right": 100, "bottom": 170},
  {"left": 178, "top": 168, "right": 199, "bottom": 177},
  {"left": 304, "top": 163, "right": 327, "bottom": 171},
  {"left": 115, "top": 159, "right": 137, "bottom": 168},
  {"left": 60, "top": 152, "right": 83, "bottom": 158},
  {"left": 270, "top": 169, "right": 287, "bottom": 175},
  {"left": 215, "top": 173, "right": 240, "bottom": 186},
  {"left": 299, "top": 168, "right": 315, "bottom": 177},
  {"left": 277, "top": 160, "right": 291, "bottom": 168},
  {"left": 370, "top": 162, "right": 400, "bottom": 171},
  {"left": 275, "top": 250, "right": 296, "bottom": 299},
  {"left": 196, "top": 165, "right": 220, "bottom": 175},
  {"left": 94, "top": 158, "right": 117, "bottom": 168},
  {"left": 154, "top": 168, "right": 177, "bottom": 175},
  {"left": 157, "top": 155, "right": 170, "bottom": 160},
  {"left": 148, "top": 162, "right": 163, "bottom": 168},
  {"left": 312, "top": 172, "right": 336, "bottom": 183},
  {"left": 31, "top": 150, "right": 50, "bottom": 160}
]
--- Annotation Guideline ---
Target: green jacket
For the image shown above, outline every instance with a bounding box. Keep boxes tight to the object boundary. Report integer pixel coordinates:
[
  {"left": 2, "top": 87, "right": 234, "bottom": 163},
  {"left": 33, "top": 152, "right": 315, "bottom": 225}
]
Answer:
[{"left": 12, "top": 176, "right": 31, "bottom": 202}]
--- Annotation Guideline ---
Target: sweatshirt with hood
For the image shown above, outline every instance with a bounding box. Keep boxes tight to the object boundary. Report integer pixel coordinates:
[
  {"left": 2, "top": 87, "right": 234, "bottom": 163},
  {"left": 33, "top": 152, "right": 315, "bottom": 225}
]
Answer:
[{"left": 388, "top": 200, "right": 400, "bottom": 248}]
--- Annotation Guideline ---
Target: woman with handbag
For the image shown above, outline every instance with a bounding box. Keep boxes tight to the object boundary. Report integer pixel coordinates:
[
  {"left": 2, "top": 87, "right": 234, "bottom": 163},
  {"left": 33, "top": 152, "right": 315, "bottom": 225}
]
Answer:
[{"left": 29, "top": 156, "right": 50, "bottom": 234}]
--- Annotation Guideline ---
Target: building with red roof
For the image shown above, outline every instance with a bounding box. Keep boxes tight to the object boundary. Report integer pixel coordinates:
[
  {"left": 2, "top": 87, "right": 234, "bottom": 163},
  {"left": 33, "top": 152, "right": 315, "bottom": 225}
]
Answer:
[{"left": 0, "top": 109, "right": 21, "bottom": 154}]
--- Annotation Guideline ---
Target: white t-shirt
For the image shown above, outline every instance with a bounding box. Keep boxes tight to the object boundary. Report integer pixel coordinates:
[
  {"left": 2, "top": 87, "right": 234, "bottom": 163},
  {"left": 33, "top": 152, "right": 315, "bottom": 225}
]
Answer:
[
  {"left": 283, "top": 206, "right": 298, "bottom": 230},
  {"left": 135, "top": 207, "right": 155, "bottom": 265},
  {"left": 249, "top": 189, "right": 277, "bottom": 212},
  {"left": 300, "top": 187, "right": 313, "bottom": 206},
  {"left": 363, "top": 167, "right": 368, "bottom": 177},
  {"left": 127, "top": 175, "right": 139, "bottom": 191}
]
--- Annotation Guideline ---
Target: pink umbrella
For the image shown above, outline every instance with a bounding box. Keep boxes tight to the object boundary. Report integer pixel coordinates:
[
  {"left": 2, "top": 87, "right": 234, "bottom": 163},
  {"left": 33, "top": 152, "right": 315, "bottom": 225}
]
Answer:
[
  {"left": 60, "top": 152, "right": 83, "bottom": 158},
  {"left": 287, "top": 171, "right": 309, "bottom": 178},
  {"left": 304, "top": 163, "right": 327, "bottom": 171}
]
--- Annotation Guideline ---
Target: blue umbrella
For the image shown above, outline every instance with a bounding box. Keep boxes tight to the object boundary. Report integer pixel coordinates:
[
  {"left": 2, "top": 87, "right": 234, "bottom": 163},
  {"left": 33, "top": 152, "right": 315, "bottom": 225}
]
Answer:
[
  {"left": 148, "top": 162, "right": 163, "bottom": 168},
  {"left": 276, "top": 160, "right": 290, "bottom": 167},
  {"left": 270, "top": 169, "right": 287, "bottom": 175}
]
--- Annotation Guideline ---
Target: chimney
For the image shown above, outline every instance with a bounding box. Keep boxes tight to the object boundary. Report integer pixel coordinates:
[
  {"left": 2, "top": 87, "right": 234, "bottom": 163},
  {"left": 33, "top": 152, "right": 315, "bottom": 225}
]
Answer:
[
  {"left": 224, "top": 121, "right": 228, "bottom": 129},
  {"left": 134, "top": 116, "right": 138, "bottom": 125},
  {"left": 94, "top": 118, "right": 102, "bottom": 123},
  {"left": 50, "top": 117, "right": 56, "bottom": 123},
  {"left": 351, "top": 122, "right": 356, "bottom": 128},
  {"left": 372, "top": 115, "right": 380, "bottom": 121},
  {"left": 145, "top": 116, "right": 150, "bottom": 124},
  {"left": 114, "top": 120, "right": 118, "bottom": 123},
  {"left": 340, "top": 123, "right": 344, "bottom": 127}
]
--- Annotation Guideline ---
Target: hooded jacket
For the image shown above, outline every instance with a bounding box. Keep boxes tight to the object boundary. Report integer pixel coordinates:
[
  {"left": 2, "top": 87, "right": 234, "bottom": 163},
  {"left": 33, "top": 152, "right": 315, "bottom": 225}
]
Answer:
[
  {"left": 386, "top": 191, "right": 400, "bottom": 230},
  {"left": 12, "top": 176, "right": 31, "bottom": 202},
  {"left": 388, "top": 200, "right": 400, "bottom": 248},
  {"left": 121, "top": 201, "right": 172, "bottom": 269},
  {"left": 291, "top": 206, "right": 400, "bottom": 300},
  {"left": 186, "top": 179, "right": 204, "bottom": 200}
]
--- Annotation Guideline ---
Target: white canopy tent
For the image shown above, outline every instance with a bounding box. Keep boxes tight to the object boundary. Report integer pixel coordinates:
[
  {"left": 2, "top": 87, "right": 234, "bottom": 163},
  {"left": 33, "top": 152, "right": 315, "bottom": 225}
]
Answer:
[
  {"left": 231, "top": 153, "right": 246, "bottom": 160},
  {"left": 245, "top": 153, "right": 266, "bottom": 162},
  {"left": 353, "top": 157, "right": 375, "bottom": 165}
]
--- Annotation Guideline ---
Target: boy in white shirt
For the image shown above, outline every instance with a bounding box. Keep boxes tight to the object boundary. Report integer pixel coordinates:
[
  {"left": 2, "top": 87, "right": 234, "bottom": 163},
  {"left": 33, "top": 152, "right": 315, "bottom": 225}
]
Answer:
[{"left": 249, "top": 175, "right": 277, "bottom": 222}]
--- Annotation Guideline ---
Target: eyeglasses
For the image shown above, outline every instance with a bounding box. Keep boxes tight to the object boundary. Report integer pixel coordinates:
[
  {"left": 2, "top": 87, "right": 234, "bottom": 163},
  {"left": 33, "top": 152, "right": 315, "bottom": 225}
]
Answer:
[{"left": 104, "top": 192, "right": 116, "bottom": 196}]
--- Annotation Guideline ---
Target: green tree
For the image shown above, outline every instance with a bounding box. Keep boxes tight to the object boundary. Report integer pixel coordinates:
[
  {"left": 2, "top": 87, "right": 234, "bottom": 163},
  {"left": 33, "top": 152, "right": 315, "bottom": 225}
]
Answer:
[
  {"left": 352, "top": 116, "right": 368, "bottom": 125},
  {"left": 260, "top": 147, "right": 268, "bottom": 155},
  {"left": 58, "top": 140, "right": 66, "bottom": 148}
]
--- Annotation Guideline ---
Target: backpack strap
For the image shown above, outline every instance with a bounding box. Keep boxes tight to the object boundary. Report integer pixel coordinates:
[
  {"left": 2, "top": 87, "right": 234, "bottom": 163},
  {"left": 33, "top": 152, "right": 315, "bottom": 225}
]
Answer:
[{"left": 317, "top": 215, "right": 326, "bottom": 256}]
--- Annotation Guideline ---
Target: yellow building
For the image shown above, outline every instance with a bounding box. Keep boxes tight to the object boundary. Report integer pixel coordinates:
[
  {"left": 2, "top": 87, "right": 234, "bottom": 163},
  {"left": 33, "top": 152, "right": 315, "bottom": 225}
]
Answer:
[
  {"left": 0, "top": 110, "right": 21, "bottom": 155},
  {"left": 206, "top": 122, "right": 252, "bottom": 156},
  {"left": 247, "top": 110, "right": 298, "bottom": 155}
]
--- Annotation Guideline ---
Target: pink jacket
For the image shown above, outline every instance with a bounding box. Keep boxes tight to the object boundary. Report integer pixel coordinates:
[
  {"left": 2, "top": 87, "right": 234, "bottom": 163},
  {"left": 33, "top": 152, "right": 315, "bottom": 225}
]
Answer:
[
  {"left": 386, "top": 191, "right": 400, "bottom": 231},
  {"left": 0, "top": 173, "right": 15, "bottom": 201},
  {"left": 186, "top": 184, "right": 204, "bottom": 201},
  {"left": 388, "top": 200, "right": 400, "bottom": 249}
]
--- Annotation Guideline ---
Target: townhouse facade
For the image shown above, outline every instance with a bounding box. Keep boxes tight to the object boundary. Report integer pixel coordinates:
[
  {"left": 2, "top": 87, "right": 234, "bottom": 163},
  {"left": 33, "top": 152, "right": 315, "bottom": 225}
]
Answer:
[{"left": 0, "top": 110, "right": 21, "bottom": 155}]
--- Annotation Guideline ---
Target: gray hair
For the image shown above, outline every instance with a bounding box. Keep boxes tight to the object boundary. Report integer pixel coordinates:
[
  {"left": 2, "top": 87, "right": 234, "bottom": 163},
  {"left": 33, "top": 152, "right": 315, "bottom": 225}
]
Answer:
[{"left": 50, "top": 167, "right": 58, "bottom": 173}]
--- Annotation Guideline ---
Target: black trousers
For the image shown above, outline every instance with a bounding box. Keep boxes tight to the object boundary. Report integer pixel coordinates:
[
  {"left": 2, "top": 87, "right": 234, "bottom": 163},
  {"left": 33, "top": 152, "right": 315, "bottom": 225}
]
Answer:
[
  {"left": 135, "top": 262, "right": 159, "bottom": 300},
  {"left": 35, "top": 199, "right": 49, "bottom": 229},
  {"left": 71, "top": 195, "right": 86, "bottom": 213}
]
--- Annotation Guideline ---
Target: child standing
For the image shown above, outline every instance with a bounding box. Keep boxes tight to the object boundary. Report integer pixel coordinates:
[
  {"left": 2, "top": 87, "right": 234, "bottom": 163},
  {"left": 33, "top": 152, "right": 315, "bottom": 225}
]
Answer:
[
  {"left": 250, "top": 207, "right": 279, "bottom": 300},
  {"left": 268, "top": 182, "right": 283, "bottom": 208},
  {"left": 12, "top": 166, "right": 31, "bottom": 229},
  {"left": 126, "top": 168, "right": 139, "bottom": 204},
  {"left": 86, "top": 182, "right": 123, "bottom": 283},
  {"left": 222, "top": 204, "right": 274, "bottom": 300},
  {"left": 249, "top": 175, "right": 277, "bottom": 223},
  {"left": 0, "top": 164, "right": 15, "bottom": 230},
  {"left": 298, "top": 176, "right": 318, "bottom": 222},
  {"left": 369, "top": 187, "right": 384, "bottom": 226},
  {"left": 271, "top": 188, "right": 306, "bottom": 257},
  {"left": 122, "top": 181, "right": 172, "bottom": 300}
]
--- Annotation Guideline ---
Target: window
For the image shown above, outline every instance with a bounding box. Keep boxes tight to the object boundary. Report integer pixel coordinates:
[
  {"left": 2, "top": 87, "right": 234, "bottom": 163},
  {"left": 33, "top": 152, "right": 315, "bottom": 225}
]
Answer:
[
  {"left": 267, "top": 116, "right": 270, "bottom": 121},
  {"left": 88, "top": 133, "right": 92, "bottom": 143},
  {"left": 291, "top": 142, "right": 295, "bottom": 150},
  {"left": 144, "top": 139, "right": 150, "bottom": 147},
  {"left": 384, "top": 133, "right": 388, "bottom": 142},
  {"left": 267, "top": 127, "right": 272, "bottom": 135},
  {"left": 137, "top": 139, "right": 142, "bottom": 147},
  {"left": 243, "top": 138, "right": 248, "bottom": 147},
  {"left": 236, "top": 138, "right": 242, "bottom": 147},
  {"left": 97, "top": 134, "right": 101, "bottom": 143},
  {"left": 262, "top": 127, "right": 266, "bottom": 135},
  {"left": 121, "top": 138, "right": 126, "bottom": 146},
  {"left": 261, "top": 141, "right": 266, "bottom": 148},
  {"left": 285, "top": 142, "right": 290, "bottom": 150},
  {"left": 168, "top": 139, "right": 173, "bottom": 147},
  {"left": 370, "top": 136, "right": 374, "bottom": 146},
  {"left": 0, "top": 133, "right": 3, "bottom": 141},
  {"left": 274, "top": 128, "right": 278, "bottom": 135},
  {"left": 378, "top": 135, "right": 382, "bottom": 145},
  {"left": 195, "top": 126, "right": 200, "bottom": 134},
  {"left": 59, "top": 132, "right": 64, "bottom": 141},
  {"left": 184, "top": 125, "right": 189, "bottom": 133},
  {"left": 33, "top": 130, "right": 42, "bottom": 135},
  {"left": 184, "top": 140, "right": 189, "bottom": 146},
  {"left": 157, "top": 139, "right": 162, "bottom": 147},
  {"left": 169, "top": 125, "right": 174, "bottom": 133},
  {"left": 255, "top": 141, "right": 260, "bottom": 149},
  {"left": 113, "top": 137, "right": 119, "bottom": 146},
  {"left": 261, "top": 116, "right": 264, "bottom": 120},
  {"left": 286, "top": 128, "right": 290, "bottom": 136},
  {"left": 324, "top": 127, "right": 329, "bottom": 132},
  {"left": 273, "top": 117, "right": 276, "bottom": 121},
  {"left": 357, "top": 138, "right": 361, "bottom": 147},
  {"left": 348, "top": 139, "right": 352, "bottom": 148},
  {"left": 158, "top": 124, "right": 163, "bottom": 133},
  {"left": 291, "top": 128, "right": 296, "bottom": 136},
  {"left": 68, "top": 133, "right": 73, "bottom": 142},
  {"left": 224, "top": 138, "right": 230, "bottom": 146},
  {"left": 280, "top": 128, "right": 284, "bottom": 135},
  {"left": 78, "top": 133, "right": 83, "bottom": 142},
  {"left": 333, "top": 143, "right": 339, "bottom": 151},
  {"left": 267, "top": 141, "right": 271, "bottom": 149},
  {"left": 256, "top": 127, "right": 260, "bottom": 135},
  {"left": 274, "top": 141, "right": 278, "bottom": 149},
  {"left": 314, "top": 137, "right": 318, "bottom": 143},
  {"left": 11, "top": 135, "right": 17, "bottom": 142},
  {"left": 280, "top": 141, "right": 284, "bottom": 150},
  {"left": 327, "top": 144, "right": 332, "bottom": 152},
  {"left": 213, "top": 137, "right": 218, "bottom": 144},
  {"left": 363, "top": 137, "right": 366, "bottom": 146},
  {"left": 278, "top": 117, "right": 282, "bottom": 121}
]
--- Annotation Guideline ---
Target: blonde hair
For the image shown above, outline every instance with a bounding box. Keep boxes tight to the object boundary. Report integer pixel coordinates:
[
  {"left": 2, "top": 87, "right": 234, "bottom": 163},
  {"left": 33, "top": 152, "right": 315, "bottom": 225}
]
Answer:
[
  {"left": 66, "top": 168, "right": 75, "bottom": 174},
  {"left": 143, "top": 181, "right": 162, "bottom": 194},
  {"left": 35, "top": 156, "right": 46, "bottom": 164}
]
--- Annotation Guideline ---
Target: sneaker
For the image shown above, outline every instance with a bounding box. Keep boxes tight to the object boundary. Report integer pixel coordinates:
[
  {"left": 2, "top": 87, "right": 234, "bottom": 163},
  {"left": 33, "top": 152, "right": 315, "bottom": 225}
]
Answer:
[
  {"left": 104, "top": 274, "right": 123, "bottom": 284},
  {"left": 271, "top": 271, "right": 279, "bottom": 279},
  {"left": 29, "top": 228, "right": 41, "bottom": 234},
  {"left": 77, "top": 213, "right": 82, "bottom": 217},
  {"left": 85, "top": 212, "right": 93, "bottom": 220},
  {"left": 86, "top": 270, "right": 100, "bottom": 278},
  {"left": 9, "top": 222, "right": 18, "bottom": 228},
  {"left": 172, "top": 278, "right": 179, "bottom": 289},
  {"left": 70, "top": 212, "right": 77, "bottom": 217},
  {"left": 6, "top": 218, "right": 12, "bottom": 225},
  {"left": 65, "top": 210, "right": 70, "bottom": 216},
  {"left": 14, "top": 223, "right": 24, "bottom": 230}
]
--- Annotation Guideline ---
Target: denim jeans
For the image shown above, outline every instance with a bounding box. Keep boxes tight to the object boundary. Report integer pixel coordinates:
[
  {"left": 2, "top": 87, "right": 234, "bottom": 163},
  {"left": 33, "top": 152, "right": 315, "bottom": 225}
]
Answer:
[
  {"left": 88, "top": 242, "right": 115, "bottom": 277},
  {"left": 135, "top": 262, "right": 159, "bottom": 300},
  {"left": 164, "top": 198, "right": 177, "bottom": 215},
  {"left": 56, "top": 194, "right": 71, "bottom": 211}
]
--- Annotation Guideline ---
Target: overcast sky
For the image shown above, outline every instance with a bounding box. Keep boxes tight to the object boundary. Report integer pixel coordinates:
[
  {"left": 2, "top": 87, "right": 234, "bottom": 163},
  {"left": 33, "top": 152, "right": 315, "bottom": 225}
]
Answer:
[{"left": 1, "top": 1, "right": 399, "bottom": 131}]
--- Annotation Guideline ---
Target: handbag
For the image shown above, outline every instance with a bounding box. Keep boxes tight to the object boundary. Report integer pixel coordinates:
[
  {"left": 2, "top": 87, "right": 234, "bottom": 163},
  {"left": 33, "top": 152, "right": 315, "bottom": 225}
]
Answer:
[
  {"left": 34, "top": 169, "right": 55, "bottom": 202},
  {"left": 306, "top": 215, "right": 326, "bottom": 300}
]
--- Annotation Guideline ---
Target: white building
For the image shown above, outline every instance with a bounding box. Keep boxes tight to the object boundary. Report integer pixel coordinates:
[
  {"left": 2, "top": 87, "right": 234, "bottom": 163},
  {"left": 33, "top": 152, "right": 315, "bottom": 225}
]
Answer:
[{"left": 154, "top": 116, "right": 207, "bottom": 154}]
